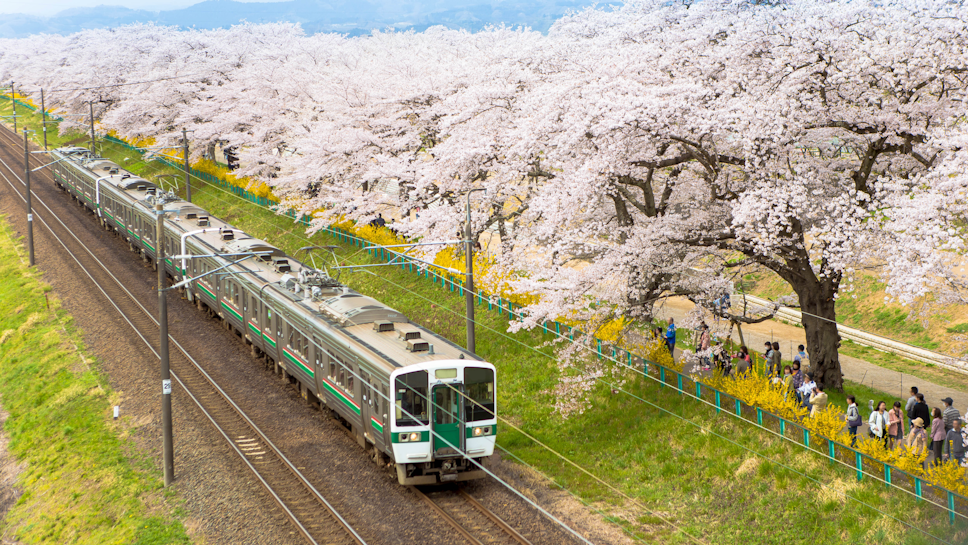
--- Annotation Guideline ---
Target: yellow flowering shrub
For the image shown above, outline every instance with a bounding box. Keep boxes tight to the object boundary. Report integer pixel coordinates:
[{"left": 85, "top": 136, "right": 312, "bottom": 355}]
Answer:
[{"left": 924, "top": 460, "right": 968, "bottom": 496}]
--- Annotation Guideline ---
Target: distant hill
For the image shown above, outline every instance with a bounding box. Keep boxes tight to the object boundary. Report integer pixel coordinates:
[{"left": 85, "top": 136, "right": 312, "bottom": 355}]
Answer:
[{"left": 0, "top": 0, "right": 615, "bottom": 38}]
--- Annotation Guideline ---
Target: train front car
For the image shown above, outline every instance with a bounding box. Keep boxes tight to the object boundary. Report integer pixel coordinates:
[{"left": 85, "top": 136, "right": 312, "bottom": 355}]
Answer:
[{"left": 390, "top": 360, "right": 496, "bottom": 485}]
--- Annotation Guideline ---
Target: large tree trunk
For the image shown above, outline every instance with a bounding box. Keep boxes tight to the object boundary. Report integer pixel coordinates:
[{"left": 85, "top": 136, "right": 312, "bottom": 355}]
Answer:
[{"left": 787, "top": 272, "right": 843, "bottom": 390}]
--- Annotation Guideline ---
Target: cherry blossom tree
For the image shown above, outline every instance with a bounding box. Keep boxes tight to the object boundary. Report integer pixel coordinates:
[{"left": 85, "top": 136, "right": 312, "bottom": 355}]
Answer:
[{"left": 2, "top": 1, "right": 966, "bottom": 394}]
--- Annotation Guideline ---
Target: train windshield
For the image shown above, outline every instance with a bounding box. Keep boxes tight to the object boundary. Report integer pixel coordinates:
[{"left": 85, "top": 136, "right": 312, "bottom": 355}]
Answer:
[
  {"left": 394, "top": 371, "right": 429, "bottom": 427},
  {"left": 464, "top": 367, "right": 495, "bottom": 422}
]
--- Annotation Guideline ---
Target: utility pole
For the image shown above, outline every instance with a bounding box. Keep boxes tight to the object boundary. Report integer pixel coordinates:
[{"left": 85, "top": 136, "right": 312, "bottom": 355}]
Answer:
[
  {"left": 40, "top": 89, "right": 47, "bottom": 151},
  {"left": 89, "top": 101, "right": 96, "bottom": 154},
  {"left": 10, "top": 82, "right": 16, "bottom": 133},
  {"left": 182, "top": 128, "right": 191, "bottom": 203},
  {"left": 156, "top": 202, "right": 174, "bottom": 486},
  {"left": 23, "top": 129, "right": 34, "bottom": 266},
  {"left": 465, "top": 188, "right": 485, "bottom": 354}
]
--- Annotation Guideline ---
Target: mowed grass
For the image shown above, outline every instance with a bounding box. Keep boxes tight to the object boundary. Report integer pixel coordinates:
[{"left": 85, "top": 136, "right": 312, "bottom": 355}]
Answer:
[
  {"left": 6, "top": 105, "right": 967, "bottom": 543},
  {"left": 181, "top": 178, "right": 967, "bottom": 544},
  {"left": 0, "top": 215, "right": 190, "bottom": 544}
]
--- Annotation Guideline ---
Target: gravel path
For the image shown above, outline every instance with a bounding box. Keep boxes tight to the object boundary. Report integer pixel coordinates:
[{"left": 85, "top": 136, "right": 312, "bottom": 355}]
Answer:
[{"left": 0, "top": 132, "right": 631, "bottom": 545}]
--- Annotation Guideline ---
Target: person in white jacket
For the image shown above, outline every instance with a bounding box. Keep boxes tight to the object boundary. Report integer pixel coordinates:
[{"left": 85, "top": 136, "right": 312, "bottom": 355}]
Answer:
[{"left": 869, "top": 401, "right": 889, "bottom": 444}]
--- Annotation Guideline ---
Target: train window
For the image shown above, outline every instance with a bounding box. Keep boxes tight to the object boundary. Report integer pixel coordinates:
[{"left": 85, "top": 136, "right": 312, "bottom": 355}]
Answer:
[
  {"left": 250, "top": 296, "right": 258, "bottom": 321},
  {"left": 346, "top": 367, "right": 354, "bottom": 397},
  {"left": 233, "top": 283, "right": 240, "bottom": 307},
  {"left": 337, "top": 366, "right": 345, "bottom": 387},
  {"left": 329, "top": 357, "right": 337, "bottom": 379},
  {"left": 394, "top": 371, "right": 429, "bottom": 427},
  {"left": 464, "top": 367, "right": 495, "bottom": 421}
]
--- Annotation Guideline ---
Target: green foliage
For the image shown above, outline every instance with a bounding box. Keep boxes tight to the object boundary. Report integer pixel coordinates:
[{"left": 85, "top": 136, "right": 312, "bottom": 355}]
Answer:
[{"left": 0, "top": 214, "right": 190, "bottom": 544}]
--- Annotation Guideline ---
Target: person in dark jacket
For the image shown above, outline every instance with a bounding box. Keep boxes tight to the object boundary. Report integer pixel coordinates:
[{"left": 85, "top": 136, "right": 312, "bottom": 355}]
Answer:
[
  {"left": 943, "top": 419, "right": 966, "bottom": 465},
  {"left": 912, "top": 393, "right": 931, "bottom": 431}
]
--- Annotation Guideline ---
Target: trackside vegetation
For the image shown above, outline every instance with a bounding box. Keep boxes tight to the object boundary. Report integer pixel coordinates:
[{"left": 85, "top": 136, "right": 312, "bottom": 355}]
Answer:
[
  {"left": 0, "top": 215, "right": 190, "bottom": 544},
  {"left": 5, "top": 104, "right": 968, "bottom": 543}
]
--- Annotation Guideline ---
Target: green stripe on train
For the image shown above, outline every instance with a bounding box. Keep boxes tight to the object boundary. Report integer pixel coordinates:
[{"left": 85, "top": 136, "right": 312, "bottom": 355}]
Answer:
[{"left": 321, "top": 378, "right": 361, "bottom": 415}]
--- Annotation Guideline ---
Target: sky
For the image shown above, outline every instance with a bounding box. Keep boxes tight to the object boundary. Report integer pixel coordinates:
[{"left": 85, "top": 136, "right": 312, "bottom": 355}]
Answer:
[{"left": 0, "top": 0, "right": 289, "bottom": 16}]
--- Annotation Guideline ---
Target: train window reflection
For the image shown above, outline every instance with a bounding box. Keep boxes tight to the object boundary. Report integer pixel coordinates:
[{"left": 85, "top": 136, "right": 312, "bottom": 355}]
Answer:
[
  {"left": 464, "top": 367, "right": 495, "bottom": 422},
  {"left": 394, "top": 371, "right": 428, "bottom": 427}
]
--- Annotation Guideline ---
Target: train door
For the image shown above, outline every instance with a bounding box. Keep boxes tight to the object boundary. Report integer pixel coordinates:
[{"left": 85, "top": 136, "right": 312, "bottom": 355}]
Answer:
[
  {"left": 263, "top": 305, "right": 278, "bottom": 361},
  {"left": 431, "top": 383, "right": 464, "bottom": 457},
  {"left": 367, "top": 375, "right": 386, "bottom": 452}
]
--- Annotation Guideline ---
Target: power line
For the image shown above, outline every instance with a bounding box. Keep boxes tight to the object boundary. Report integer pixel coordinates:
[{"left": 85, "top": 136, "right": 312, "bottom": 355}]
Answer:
[{"left": 42, "top": 73, "right": 206, "bottom": 93}]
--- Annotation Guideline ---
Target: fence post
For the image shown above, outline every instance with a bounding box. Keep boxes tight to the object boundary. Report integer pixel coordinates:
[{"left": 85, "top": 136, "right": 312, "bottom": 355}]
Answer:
[
  {"left": 780, "top": 418, "right": 785, "bottom": 436},
  {"left": 642, "top": 359, "right": 648, "bottom": 375},
  {"left": 855, "top": 452, "right": 863, "bottom": 481},
  {"left": 948, "top": 491, "right": 956, "bottom": 525},
  {"left": 884, "top": 465, "right": 891, "bottom": 487},
  {"left": 915, "top": 478, "right": 923, "bottom": 501},
  {"left": 804, "top": 429, "right": 810, "bottom": 449},
  {"left": 659, "top": 367, "right": 665, "bottom": 388},
  {"left": 498, "top": 298, "right": 502, "bottom": 315},
  {"left": 556, "top": 322, "right": 561, "bottom": 336},
  {"left": 756, "top": 408, "right": 763, "bottom": 426},
  {"left": 676, "top": 373, "right": 683, "bottom": 393},
  {"left": 715, "top": 391, "right": 721, "bottom": 413},
  {"left": 596, "top": 340, "right": 602, "bottom": 360},
  {"left": 735, "top": 399, "right": 742, "bottom": 417},
  {"left": 828, "top": 441, "right": 835, "bottom": 463},
  {"left": 459, "top": 279, "right": 463, "bottom": 296},
  {"left": 695, "top": 381, "right": 701, "bottom": 399},
  {"left": 627, "top": 351, "right": 632, "bottom": 367}
]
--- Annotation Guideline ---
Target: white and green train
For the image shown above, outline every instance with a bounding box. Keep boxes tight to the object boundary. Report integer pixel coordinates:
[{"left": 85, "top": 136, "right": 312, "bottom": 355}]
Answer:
[{"left": 48, "top": 146, "right": 496, "bottom": 485}]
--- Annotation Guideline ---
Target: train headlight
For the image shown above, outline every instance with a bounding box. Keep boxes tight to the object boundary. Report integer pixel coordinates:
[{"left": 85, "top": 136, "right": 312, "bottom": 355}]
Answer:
[
  {"left": 473, "top": 427, "right": 483, "bottom": 437},
  {"left": 409, "top": 432, "right": 420, "bottom": 442},
  {"left": 399, "top": 433, "right": 409, "bottom": 442}
]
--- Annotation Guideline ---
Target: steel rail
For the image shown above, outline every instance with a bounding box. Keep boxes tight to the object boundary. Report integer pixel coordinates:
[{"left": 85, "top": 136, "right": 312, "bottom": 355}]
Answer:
[{"left": 409, "top": 486, "right": 533, "bottom": 545}]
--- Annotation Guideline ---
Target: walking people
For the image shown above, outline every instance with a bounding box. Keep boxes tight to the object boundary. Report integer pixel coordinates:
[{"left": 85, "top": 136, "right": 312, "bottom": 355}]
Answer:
[
  {"left": 943, "top": 419, "right": 967, "bottom": 466},
  {"left": 906, "top": 386, "right": 919, "bottom": 428},
  {"left": 931, "top": 408, "right": 945, "bottom": 466},
  {"left": 887, "top": 401, "right": 906, "bottom": 450},
  {"left": 733, "top": 345, "right": 751, "bottom": 375},
  {"left": 845, "top": 396, "right": 862, "bottom": 447},
  {"left": 942, "top": 397, "right": 961, "bottom": 432},
  {"left": 869, "top": 401, "right": 889, "bottom": 444},
  {"left": 665, "top": 318, "right": 676, "bottom": 355}
]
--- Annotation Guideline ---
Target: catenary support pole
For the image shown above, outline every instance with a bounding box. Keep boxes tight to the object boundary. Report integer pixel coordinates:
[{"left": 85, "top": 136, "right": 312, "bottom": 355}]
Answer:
[
  {"left": 40, "top": 89, "right": 47, "bottom": 151},
  {"left": 23, "top": 129, "right": 33, "bottom": 266},
  {"left": 465, "top": 189, "right": 484, "bottom": 353},
  {"left": 89, "top": 101, "right": 96, "bottom": 154},
  {"left": 157, "top": 203, "right": 174, "bottom": 486},
  {"left": 182, "top": 128, "right": 191, "bottom": 203},
  {"left": 10, "top": 81, "right": 16, "bottom": 134}
]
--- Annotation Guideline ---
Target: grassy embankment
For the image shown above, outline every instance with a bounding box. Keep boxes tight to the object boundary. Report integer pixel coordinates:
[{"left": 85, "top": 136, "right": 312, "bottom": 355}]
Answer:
[
  {"left": 0, "top": 214, "right": 191, "bottom": 544},
  {"left": 744, "top": 269, "right": 968, "bottom": 394},
  {"left": 5, "top": 102, "right": 967, "bottom": 543}
]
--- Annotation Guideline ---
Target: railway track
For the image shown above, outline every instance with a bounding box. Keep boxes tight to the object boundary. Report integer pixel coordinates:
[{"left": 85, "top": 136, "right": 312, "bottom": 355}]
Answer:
[
  {"left": 410, "top": 486, "right": 533, "bottom": 545},
  {"left": 0, "top": 127, "right": 367, "bottom": 545}
]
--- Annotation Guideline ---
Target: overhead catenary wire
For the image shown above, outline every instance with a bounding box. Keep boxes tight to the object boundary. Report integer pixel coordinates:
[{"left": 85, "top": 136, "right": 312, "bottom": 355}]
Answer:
[{"left": 19, "top": 135, "right": 963, "bottom": 542}]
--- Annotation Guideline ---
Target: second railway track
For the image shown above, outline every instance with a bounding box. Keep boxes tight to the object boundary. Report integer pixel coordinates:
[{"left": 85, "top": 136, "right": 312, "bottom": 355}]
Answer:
[
  {"left": 410, "top": 486, "right": 534, "bottom": 545},
  {"left": 0, "top": 126, "right": 367, "bottom": 545}
]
